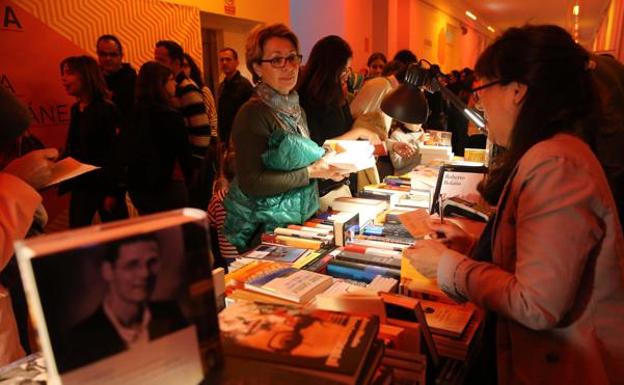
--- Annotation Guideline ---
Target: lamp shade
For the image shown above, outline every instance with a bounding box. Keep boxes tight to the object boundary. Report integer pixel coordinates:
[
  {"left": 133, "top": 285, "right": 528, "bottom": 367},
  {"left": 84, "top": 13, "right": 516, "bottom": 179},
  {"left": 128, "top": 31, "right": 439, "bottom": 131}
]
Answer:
[{"left": 380, "top": 84, "right": 429, "bottom": 124}]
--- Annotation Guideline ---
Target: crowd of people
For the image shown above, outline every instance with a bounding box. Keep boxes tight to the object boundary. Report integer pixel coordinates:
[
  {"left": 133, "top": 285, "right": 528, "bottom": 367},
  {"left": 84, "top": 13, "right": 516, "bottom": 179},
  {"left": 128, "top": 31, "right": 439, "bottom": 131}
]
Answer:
[{"left": 1, "top": 21, "right": 624, "bottom": 385}]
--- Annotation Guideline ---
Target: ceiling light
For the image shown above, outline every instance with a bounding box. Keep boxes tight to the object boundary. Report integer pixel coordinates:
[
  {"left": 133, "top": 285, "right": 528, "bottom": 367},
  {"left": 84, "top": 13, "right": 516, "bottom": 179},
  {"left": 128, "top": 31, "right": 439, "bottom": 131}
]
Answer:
[
  {"left": 487, "top": 26, "right": 495, "bottom": 32},
  {"left": 573, "top": 5, "right": 580, "bottom": 15},
  {"left": 465, "top": 11, "right": 477, "bottom": 20}
]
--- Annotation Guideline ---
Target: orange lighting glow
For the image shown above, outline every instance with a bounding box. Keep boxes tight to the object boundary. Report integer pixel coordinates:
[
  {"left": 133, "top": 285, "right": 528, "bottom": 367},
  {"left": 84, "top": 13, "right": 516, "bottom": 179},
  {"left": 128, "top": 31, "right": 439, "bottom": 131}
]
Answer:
[
  {"left": 487, "top": 26, "right": 495, "bottom": 32},
  {"left": 573, "top": 5, "right": 580, "bottom": 16},
  {"left": 465, "top": 11, "right": 477, "bottom": 20}
]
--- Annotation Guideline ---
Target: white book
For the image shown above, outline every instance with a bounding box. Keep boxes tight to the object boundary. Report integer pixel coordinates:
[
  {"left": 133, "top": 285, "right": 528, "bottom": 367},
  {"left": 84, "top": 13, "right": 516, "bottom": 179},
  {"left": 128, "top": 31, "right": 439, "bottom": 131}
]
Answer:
[
  {"left": 244, "top": 268, "right": 333, "bottom": 304},
  {"left": 15, "top": 209, "right": 220, "bottom": 385},
  {"left": 323, "top": 140, "right": 376, "bottom": 172}
]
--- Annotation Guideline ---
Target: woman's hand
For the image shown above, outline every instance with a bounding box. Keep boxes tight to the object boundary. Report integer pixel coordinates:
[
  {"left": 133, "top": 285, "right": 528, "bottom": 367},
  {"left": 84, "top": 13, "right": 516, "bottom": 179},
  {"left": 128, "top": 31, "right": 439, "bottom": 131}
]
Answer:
[
  {"left": 427, "top": 219, "right": 475, "bottom": 254},
  {"left": 392, "top": 142, "right": 417, "bottom": 158},
  {"left": 403, "top": 240, "right": 450, "bottom": 279},
  {"left": 307, "top": 158, "right": 347, "bottom": 181}
]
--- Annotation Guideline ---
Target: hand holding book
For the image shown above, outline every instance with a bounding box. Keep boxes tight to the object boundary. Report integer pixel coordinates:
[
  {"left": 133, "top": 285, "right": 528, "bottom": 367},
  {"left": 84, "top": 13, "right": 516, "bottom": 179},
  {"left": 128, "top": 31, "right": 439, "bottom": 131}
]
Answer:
[{"left": 403, "top": 240, "right": 448, "bottom": 279}]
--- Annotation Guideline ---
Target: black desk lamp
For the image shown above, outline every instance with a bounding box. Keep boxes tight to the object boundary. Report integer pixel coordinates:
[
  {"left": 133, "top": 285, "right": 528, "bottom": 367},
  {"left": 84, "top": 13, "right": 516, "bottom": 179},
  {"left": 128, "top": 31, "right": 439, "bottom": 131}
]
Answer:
[{"left": 381, "top": 61, "right": 487, "bottom": 132}]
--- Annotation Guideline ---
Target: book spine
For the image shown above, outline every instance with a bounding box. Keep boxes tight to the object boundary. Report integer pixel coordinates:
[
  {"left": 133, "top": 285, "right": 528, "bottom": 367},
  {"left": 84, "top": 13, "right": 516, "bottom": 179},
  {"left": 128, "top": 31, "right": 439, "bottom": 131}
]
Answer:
[
  {"left": 261, "top": 234, "right": 323, "bottom": 249},
  {"left": 287, "top": 224, "right": 333, "bottom": 235},
  {"left": 329, "top": 259, "right": 401, "bottom": 279},
  {"left": 274, "top": 227, "right": 333, "bottom": 241},
  {"left": 336, "top": 251, "right": 402, "bottom": 269},
  {"left": 303, "top": 221, "right": 334, "bottom": 229},
  {"left": 343, "top": 244, "right": 402, "bottom": 258},
  {"left": 349, "top": 238, "right": 408, "bottom": 251}
]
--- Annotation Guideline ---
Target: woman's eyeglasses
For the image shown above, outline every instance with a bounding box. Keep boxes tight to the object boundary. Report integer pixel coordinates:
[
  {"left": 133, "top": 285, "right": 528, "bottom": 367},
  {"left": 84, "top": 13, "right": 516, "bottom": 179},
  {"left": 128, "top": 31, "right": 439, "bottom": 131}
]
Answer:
[
  {"left": 259, "top": 54, "right": 303, "bottom": 68},
  {"left": 470, "top": 79, "right": 503, "bottom": 105}
]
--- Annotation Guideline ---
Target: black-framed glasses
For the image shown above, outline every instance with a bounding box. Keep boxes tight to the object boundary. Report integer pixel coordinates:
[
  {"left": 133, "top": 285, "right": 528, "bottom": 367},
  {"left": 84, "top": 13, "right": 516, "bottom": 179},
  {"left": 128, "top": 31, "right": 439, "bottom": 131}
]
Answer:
[
  {"left": 258, "top": 54, "right": 303, "bottom": 68},
  {"left": 470, "top": 79, "right": 503, "bottom": 93}
]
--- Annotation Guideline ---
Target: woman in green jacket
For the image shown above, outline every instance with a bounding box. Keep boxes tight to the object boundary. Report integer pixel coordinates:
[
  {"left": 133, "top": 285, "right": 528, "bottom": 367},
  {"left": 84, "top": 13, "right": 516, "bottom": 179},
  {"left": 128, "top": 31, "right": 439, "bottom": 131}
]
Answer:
[{"left": 223, "top": 24, "right": 345, "bottom": 251}]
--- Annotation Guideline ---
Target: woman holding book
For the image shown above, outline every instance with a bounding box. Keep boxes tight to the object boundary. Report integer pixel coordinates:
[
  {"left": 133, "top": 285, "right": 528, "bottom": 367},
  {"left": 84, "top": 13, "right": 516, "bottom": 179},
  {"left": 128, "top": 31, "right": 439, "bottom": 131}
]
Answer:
[
  {"left": 223, "top": 24, "right": 346, "bottom": 251},
  {"left": 405, "top": 25, "right": 624, "bottom": 385},
  {"left": 60, "top": 56, "right": 128, "bottom": 227}
]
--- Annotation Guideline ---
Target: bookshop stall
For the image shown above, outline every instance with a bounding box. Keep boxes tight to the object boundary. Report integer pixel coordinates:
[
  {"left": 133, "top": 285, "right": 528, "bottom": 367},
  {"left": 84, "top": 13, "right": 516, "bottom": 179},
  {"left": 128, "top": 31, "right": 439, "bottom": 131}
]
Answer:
[{"left": 0, "top": 130, "right": 494, "bottom": 385}]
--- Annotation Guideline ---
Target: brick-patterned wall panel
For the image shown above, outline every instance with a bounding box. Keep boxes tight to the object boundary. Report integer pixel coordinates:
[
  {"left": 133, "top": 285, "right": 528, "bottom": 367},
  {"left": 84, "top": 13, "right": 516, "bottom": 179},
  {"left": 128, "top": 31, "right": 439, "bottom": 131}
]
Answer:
[{"left": 12, "top": 0, "right": 202, "bottom": 68}]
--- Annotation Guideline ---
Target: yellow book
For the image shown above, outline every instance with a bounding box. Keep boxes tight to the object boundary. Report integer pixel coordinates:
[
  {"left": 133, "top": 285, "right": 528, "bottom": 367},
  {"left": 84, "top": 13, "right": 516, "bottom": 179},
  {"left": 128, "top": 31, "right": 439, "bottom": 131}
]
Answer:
[{"left": 399, "top": 256, "right": 445, "bottom": 297}]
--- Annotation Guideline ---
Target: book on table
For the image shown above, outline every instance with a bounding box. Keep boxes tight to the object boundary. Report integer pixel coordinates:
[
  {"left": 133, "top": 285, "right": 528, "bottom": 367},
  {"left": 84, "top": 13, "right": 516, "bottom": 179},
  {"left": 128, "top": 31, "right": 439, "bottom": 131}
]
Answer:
[
  {"left": 244, "top": 266, "right": 334, "bottom": 303},
  {"left": 243, "top": 244, "right": 311, "bottom": 263},
  {"left": 218, "top": 300, "right": 382, "bottom": 385},
  {"left": 14, "top": 208, "right": 221, "bottom": 385}
]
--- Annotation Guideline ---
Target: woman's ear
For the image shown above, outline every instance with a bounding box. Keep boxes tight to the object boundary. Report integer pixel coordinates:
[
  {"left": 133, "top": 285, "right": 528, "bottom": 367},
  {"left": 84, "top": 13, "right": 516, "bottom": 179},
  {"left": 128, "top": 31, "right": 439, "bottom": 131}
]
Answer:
[
  {"left": 252, "top": 62, "right": 263, "bottom": 80},
  {"left": 512, "top": 81, "right": 528, "bottom": 105}
]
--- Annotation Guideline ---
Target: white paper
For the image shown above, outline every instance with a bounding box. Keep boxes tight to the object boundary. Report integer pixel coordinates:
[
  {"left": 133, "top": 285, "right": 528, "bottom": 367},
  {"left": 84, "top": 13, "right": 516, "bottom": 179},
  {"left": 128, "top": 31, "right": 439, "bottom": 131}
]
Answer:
[{"left": 45, "top": 157, "right": 99, "bottom": 187}]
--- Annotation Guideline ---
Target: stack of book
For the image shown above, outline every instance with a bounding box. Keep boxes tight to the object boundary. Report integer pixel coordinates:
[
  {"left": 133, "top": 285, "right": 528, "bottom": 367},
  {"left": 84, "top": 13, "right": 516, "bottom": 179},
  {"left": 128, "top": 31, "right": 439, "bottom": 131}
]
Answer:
[
  {"left": 430, "top": 306, "right": 485, "bottom": 361},
  {"left": 326, "top": 244, "right": 403, "bottom": 284},
  {"left": 329, "top": 197, "right": 388, "bottom": 227},
  {"left": 225, "top": 260, "right": 334, "bottom": 305},
  {"left": 215, "top": 301, "right": 383, "bottom": 385},
  {"left": 419, "top": 144, "right": 453, "bottom": 165}
]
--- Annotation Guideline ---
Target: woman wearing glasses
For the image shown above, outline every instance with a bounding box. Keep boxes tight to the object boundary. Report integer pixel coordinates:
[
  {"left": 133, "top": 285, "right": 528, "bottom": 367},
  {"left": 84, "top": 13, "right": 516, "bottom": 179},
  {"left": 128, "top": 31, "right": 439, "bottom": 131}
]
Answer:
[
  {"left": 223, "top": 24, "right": 346, "bottom": 251},
  {"left": 405, "top": 25, "right": 624, "bottom": 385}
]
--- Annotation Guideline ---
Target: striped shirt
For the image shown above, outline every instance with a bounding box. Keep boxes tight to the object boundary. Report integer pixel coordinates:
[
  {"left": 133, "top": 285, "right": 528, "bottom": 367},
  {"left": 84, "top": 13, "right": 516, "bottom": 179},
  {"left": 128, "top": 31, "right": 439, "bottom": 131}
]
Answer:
[
  {"left": 174, "top": 73, "right": 214, "bottom": 160},
  {"left": 207, "top": 186, "right": 239, "bottom": 259}
]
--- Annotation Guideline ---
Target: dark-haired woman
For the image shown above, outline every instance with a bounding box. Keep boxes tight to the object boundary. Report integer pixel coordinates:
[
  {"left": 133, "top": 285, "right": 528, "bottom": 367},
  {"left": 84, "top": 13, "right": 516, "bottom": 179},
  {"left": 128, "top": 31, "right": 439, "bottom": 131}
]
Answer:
[
  {"left": 405, "top": 25, "right": 624, "bottom": 385},
  {"left": 298, "top": 35, "right": 380, "bottom": 201},
  {"left": 127, "top": 61, "right": 193, "bottom": 214},
  {"left": 60, "top": 55, "right": 128, "bottom": 228},
  {"left": 366, "top": 52, "right": 387, "bottom": 79}
]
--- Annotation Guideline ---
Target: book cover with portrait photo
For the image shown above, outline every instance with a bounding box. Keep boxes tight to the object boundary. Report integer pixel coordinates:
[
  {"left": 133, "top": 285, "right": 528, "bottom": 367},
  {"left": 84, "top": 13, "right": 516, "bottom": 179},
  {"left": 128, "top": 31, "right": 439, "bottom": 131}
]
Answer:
[{"left": 15, "top": 209, "right": 221, "bottom": 385}]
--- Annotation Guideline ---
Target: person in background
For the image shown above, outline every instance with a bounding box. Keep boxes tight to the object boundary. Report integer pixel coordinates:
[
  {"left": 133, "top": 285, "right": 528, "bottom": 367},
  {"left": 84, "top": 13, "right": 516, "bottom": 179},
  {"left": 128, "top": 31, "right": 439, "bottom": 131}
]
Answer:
[
  {"left": 392, "top": 49, "right": 417, "bottom": 65},
  {"left": 207, "top": 145, "right": 238, "bottom": 268},
  {"left": 96, "top": 34, "right": 137, "bottom": 122},
  {"left": 223, "top": 24, "right": 346, "bottom": 251},
  {"left": 0, "top": 86, "right": 58, "bottom": 365},
  {"left": 350, "top": 61, "right": 419, "bottom": 178},
  {"left": 366, "top": 52, "right": 387, "bottom": 79},
  {"left": 216, "top": 47, "right": 253, "bottom": 146},
  {"left": 60, "top": 55, "right": 128, "bottom": 228},
  {"left": 182, "top": 53, "right": 218, "bottom": 137},
  {"left": 405, "top": 25, "right": 624, "bottom": 385},
  {"left": 127, "top": 61, "right": 192, "bottom": 214},
  {"left": 154, "top": 40, "right": 214, "bottom": 209},
  {"left": 298, "top": 35, "right": 380, "bottom": 202}
]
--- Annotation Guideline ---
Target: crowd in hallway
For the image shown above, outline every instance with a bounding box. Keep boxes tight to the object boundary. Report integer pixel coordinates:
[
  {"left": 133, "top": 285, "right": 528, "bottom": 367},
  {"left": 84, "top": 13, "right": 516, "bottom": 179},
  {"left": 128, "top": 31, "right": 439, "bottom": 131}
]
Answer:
[{"left": 2, "top": 21, "right": 624, "bottom": 385}]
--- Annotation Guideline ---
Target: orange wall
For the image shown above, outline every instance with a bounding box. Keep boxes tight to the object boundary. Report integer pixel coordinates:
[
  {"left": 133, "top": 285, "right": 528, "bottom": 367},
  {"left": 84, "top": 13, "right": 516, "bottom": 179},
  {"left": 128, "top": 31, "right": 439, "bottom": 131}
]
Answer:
[
  {"left": 593, "top": 0, "right": 624, "bottom": 61},
  {"left": 163, "top": 0, "right": 289, "bottom": 25}
]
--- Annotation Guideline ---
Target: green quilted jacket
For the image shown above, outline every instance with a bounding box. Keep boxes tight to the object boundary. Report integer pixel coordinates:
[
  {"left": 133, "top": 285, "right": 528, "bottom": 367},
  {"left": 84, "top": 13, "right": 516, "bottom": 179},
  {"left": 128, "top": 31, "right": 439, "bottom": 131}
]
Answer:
[{"left": 223, "top": 129, "right": 324, "bottom": 251}]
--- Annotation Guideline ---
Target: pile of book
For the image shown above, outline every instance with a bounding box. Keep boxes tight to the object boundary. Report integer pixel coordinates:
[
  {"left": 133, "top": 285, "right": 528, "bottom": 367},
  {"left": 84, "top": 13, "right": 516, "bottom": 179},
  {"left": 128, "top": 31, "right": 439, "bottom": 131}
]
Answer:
[{"left": 213, "top": 301, "right": 383, "bottom": 385}]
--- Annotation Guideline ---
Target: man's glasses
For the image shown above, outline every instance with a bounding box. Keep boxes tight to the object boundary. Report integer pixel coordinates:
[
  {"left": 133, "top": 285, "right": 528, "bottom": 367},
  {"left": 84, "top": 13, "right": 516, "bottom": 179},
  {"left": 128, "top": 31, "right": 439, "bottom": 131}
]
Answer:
[
  {"left": 97, "top": 51, "right": 120, "bottom": 58},
  {"left": 258, "top": 54, "right": 303, "bottom": 68}
]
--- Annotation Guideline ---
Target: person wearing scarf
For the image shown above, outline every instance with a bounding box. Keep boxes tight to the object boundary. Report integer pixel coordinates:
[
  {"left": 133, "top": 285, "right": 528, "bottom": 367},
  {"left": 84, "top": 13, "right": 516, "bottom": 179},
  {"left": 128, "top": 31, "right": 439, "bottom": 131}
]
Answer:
[{"left": 223, "top": 24, "right": 345, "bottom": 251}]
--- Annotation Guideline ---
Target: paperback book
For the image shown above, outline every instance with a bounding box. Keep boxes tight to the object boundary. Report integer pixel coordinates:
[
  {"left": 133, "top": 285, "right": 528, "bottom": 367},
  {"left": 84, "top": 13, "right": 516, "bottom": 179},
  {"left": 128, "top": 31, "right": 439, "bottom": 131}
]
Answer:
[
  {"left": 219, "top": 301, "right": 380, "bottom": 382},
  {"left": 15, "top": 209, "right": 221, "bottom": 385}
]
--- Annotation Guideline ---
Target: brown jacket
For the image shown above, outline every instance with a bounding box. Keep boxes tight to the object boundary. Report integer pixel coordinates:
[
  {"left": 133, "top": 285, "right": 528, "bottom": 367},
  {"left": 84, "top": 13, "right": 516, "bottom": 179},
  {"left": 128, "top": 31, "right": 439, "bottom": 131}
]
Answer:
[{"left": 438, "top": 134, "right": 624, "bottom": 385}]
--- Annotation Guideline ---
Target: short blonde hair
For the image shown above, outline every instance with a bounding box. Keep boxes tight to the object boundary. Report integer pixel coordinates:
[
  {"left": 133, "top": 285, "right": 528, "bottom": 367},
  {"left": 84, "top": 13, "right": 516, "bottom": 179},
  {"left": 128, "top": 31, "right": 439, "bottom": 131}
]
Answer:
[{"left": 246, "top": 23, "right": 300, "bottom": 83}]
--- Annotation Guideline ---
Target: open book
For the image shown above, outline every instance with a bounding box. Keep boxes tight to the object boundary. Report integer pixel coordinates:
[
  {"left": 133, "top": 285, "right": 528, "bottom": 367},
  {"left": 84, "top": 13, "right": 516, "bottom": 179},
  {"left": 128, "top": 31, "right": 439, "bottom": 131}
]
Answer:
[
  {"left": 44, "top": 157, "right": 99, "bottom": 188},
  {"left": 15, "top": 209, "right": 220, "bottom": 385}
]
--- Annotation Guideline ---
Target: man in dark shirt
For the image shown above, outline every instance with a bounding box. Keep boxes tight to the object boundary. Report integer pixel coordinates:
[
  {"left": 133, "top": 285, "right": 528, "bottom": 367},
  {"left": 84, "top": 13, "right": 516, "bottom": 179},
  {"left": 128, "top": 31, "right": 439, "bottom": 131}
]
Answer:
[
  {"left": 96, "top": 35, "right": 137, "bottom": 122},
  {"left": 217, "top": 48, "right": 253, "bottom": 145}
]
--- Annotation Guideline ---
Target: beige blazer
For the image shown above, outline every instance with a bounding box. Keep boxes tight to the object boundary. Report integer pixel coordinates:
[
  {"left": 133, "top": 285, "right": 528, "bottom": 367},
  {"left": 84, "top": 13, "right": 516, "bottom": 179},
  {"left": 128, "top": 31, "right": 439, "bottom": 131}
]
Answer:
[{"left": 438, "top": 134, "right": 624, "bottom": 385}]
